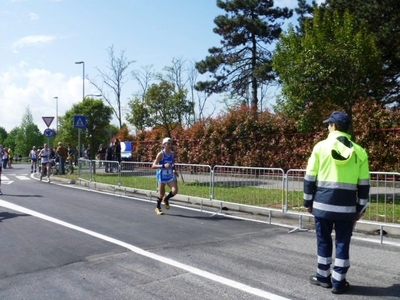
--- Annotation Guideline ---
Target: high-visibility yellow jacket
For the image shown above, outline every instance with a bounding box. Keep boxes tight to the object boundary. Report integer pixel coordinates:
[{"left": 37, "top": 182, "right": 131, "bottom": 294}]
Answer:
[{"left": 303, "top": 131, "right": 370, "bottom": 220}]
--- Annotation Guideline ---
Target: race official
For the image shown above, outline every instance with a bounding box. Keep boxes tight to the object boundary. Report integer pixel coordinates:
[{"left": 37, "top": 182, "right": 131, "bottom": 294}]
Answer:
[{"left": 304, "top": 111, "right": 370, "bottom": 294}]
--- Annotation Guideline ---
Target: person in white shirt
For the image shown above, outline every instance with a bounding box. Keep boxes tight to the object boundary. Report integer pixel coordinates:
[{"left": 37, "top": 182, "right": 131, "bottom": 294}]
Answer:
[
  {"left": 39, "top": 143, "right": 51, "bottom": 182},
  {"left": 29, "top": 146, "right": 38, "bottom": 173}
]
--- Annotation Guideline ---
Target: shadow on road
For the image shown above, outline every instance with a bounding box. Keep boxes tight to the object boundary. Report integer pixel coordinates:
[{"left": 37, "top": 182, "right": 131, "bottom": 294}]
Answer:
[
  {"left": 0, "top": 212, "right": 30, "bottom": 222},
  {"left": 169, "top": 213, "right": 244, "bottom": 222},
  {"left": 2, "top": 193, "right": 43, "bottom": 198},
  {"left": 345, "top": 283, "right": 400, "bottom": 297}
]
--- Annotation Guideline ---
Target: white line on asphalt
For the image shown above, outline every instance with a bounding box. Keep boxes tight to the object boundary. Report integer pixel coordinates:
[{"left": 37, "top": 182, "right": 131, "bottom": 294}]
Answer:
[
  {"left": 0, "top": 199, "right": 290, "bottom": 300},
  {"left": 28, "top": 172, "right": 400, "bottom": 247}
]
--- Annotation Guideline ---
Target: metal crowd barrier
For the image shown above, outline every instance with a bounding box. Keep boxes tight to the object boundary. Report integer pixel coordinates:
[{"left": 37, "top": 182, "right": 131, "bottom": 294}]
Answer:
[
  {"left": 212, "top": 165, "right": 285, "bottom": 208},
  {"left": 368, "top": 171, "right": 400, "bottom": 224},
  {"left": 78, "top": 160, "right": 400, "bottom": 230}
]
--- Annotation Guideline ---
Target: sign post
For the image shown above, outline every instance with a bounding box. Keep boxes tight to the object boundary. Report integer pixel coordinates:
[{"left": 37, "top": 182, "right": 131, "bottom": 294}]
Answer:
[
  {"left": 42, "top": 116, "right": 55, "bottom": 146},
  {"left": 74, "top": 115, "right": 87, "bottom": 160}
]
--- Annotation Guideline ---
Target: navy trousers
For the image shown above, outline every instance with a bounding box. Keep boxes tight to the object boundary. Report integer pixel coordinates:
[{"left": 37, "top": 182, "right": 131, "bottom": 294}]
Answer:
[{"left": 314, "top": 217, "right": 353, "bottom": 288}]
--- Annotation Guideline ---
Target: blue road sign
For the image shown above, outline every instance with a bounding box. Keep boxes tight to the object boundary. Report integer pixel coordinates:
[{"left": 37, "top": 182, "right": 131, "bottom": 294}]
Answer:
[
  {"left": 74, "top": 115, "right": 87, "bottom": 129},
  {"left": 44, "top": 128, "right": 54, "bottom": 137}
]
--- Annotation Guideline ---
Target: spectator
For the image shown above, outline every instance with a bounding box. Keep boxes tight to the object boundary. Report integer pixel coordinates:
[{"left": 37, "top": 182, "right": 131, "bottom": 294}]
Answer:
[
  {"left": 7, "top": 147, "right": 13, "bottom": 168},
  {"left": 56, "top": 142, "right": 68, "bottom": 175},
  {"left": 84, "top": 144, "right": 91, "bottom": 159},
  {"left": 2, "top": 147, "right": 8, "bottom": 169},
  {"left": 67, "top": 143, "right": 74, "bottom": 162},
  {"left": 65, "top": 143, "right": 74, "bottom": 173},
  {"left": 105, "top": 143, "right": 114, "bottom": 173},
  {"left": 115, "top": 139, "right": 121, "bottom": 163},
  {"left": 96, "top": 143, "right": 106, "bottom": 167},
  {"left": 75, "top": 145, "right": 80, "bottom": 165}
]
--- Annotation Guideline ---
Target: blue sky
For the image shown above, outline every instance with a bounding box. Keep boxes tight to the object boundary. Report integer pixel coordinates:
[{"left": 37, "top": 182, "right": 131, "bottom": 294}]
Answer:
[{"left": 0, "top": 0, "right": 321, "bottom": 133}]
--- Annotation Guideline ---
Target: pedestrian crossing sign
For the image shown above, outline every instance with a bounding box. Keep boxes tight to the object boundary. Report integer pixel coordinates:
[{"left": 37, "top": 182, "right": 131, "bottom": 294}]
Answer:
[{"left": 74, "top": 115, "right": 87, "bottom": 129}]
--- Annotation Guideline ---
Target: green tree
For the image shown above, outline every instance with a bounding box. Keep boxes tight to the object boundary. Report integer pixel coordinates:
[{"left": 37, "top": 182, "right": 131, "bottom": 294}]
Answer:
[
  {"left": 0, "top": 127, "right": 8, "bottom": 144},
  {"left": 126, "top": 98, "right": 150, "bottom": 132},
  {"left": 321, "top": 0, "right": 400, "bottom": 105},
  {"left": 4, "top": 127, "right": 18, "bottom": 155},
  {"left": 128, "top": 80, "right": 192, "bottom": 137},
  {"left": 272, "top": 8, "right": 382, "bottom": 132},
  {"left": 60, "top": 97, "right": 113, "bottom": 158},
  {"left": 13, "top": 107, "right": 44, "bottom": 157},
  {"left": 294, "top": 0, "right": 317, "bottom": 33},
  {"left": 195, "top": 0, "right": 292, "bottom": 112},
  {"left": 159, "top": 57, "right": 198, "bottom": 126}
]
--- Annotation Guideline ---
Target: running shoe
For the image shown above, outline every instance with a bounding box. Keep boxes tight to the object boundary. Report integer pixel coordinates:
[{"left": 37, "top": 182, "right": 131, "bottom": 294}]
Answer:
[{"left": 155, "top": 207, "right": 164, "bottom": 215}]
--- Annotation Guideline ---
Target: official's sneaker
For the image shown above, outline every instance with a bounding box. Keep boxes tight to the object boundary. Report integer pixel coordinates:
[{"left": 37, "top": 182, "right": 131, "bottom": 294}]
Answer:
[
  {"left": 163, "top": 197, "right": 170, "bottom": 209},
  {"left": 331, "top": 282, "right": 350, "bottom": 294},
  {"left": 155, "top": 207, "right": 164, "bottom": 215},
  {"left": 309, "top": 275, "right": 332, "bottom": 288}
]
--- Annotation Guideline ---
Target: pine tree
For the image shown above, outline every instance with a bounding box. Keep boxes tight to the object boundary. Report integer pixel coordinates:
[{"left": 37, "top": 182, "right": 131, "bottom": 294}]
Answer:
[{"left": 195, "top": 0, "right": 292, "bottom": 112}]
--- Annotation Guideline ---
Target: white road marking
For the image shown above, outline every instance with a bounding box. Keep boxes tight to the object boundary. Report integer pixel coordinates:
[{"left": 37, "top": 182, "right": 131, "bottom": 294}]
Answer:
[
  {"left": 0, "top": 179, "right": 14, "bottom": 185},
  {"left": 15, "top": 175, "right": 30, "bottom": 180},
  {"left": 42, "top": 176, "right": 400, "bottom": 248},
  {"left": 0, "top": 199, "right": 290, "bottom": 300}
]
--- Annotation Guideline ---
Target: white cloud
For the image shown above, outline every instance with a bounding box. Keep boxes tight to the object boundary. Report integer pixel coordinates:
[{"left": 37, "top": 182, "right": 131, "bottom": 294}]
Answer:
[
  {"left": 12, "top": 35, "right": 55, "bottom": 50},
  {"left": 29, "top": 12, "right": 39, "bottom": 20},
  {"left": 0, "top": 64, "right": 85, "bottom": 133}
]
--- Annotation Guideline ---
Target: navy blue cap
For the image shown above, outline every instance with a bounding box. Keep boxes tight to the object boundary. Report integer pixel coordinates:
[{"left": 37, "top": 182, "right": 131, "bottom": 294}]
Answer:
[{"left": 323, "top": 111, "right": 351, "bottom": 126}]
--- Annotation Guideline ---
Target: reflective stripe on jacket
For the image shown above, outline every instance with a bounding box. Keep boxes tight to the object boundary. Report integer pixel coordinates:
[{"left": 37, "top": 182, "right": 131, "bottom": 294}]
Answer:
[{"left": 303, "top": 131, "right": 370, "bottom": 220}]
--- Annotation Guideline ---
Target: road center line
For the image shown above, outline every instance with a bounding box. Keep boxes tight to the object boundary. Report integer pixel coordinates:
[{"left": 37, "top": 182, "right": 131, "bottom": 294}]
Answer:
[{"left": 0, "top": 199, "right": 290, "bottom": 300}]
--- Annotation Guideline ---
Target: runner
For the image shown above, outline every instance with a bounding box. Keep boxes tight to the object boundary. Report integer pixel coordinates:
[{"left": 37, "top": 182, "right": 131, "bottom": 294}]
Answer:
[
  {"left": 29, "top": 146, "right": 38, "bottom": 173},
  {"left": 39, "top": 143, "right": 52, "bottom": 183},
  {"left": 152, "top": 137, "right": 179, "bottom": 215}
]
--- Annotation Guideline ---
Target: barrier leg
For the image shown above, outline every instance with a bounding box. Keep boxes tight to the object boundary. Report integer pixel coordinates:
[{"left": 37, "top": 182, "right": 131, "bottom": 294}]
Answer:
[{"left": 288, "top": 215, "right": 309, "bottom": 233}]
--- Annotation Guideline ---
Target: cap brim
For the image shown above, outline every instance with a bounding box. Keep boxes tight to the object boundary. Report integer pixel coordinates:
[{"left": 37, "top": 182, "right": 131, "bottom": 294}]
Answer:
[{"left": 322, "top": 118, "right": 330, "bottom": 124}]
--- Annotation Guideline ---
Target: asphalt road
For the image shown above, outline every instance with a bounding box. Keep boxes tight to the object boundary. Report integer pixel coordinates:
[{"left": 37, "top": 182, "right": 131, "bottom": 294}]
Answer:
[{"left": 0, "top": 164, "right": 399, "bottom": 300}]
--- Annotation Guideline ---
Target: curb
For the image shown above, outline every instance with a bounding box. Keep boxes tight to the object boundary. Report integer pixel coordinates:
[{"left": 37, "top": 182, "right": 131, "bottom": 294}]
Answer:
[{"left": 47, "top": 175, "right": 400, "bottom": 240}]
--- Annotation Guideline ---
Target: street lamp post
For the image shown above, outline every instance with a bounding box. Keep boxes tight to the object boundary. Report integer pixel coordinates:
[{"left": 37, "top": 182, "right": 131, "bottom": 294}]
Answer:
[
  {"left": 54, "top": 96, "right": 58, "bottom": 132},
  {"left": 75, "top": 61, "right": 85, "bottom": 160},
  {"left": 75, "top": 61, "right": 85, "bottom": 100}
]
